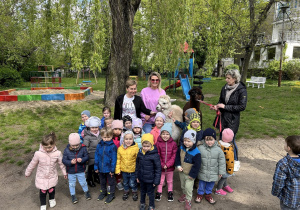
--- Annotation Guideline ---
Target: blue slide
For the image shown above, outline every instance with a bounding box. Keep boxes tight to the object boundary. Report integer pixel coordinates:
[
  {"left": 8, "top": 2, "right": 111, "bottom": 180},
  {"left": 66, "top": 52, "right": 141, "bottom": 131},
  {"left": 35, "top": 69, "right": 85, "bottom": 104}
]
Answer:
[{"left": 179, "top": 75, "right": 191, "bottom": 101}]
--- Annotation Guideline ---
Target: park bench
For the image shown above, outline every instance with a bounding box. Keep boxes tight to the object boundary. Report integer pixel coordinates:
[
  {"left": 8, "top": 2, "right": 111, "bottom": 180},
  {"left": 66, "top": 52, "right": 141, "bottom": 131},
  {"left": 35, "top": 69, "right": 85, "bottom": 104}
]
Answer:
[{"left": 246, "top": 76, "right": 266, "bottom": 88}]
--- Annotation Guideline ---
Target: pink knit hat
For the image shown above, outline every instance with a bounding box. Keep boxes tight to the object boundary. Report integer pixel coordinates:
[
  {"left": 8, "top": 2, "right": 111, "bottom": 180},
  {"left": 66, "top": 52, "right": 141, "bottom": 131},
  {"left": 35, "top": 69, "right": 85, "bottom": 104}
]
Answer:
[
  {"left": 222, "top": 128, "right": 234, "bottom": 143},
  {"left": 112, "top": 120, "right": 123, "bottom": 130},
  {"left": 69, "top": 133, "right": 80, "bottom": 145}
]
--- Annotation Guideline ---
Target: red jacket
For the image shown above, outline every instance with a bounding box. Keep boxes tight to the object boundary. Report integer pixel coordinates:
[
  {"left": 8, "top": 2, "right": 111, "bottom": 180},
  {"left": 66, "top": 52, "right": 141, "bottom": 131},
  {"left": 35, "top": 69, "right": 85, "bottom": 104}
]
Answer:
[{"left": 156, "top": 136, "right": 178, "bottom": 172}]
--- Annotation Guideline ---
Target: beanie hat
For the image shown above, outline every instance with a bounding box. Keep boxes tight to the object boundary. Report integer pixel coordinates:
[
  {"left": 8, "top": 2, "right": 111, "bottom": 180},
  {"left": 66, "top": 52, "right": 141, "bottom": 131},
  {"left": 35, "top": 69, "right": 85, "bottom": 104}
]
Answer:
[
  {"left": 183, "top": 130, "right": 197, "bottom": 144},
  {"left": 132, "top": 118, "right": 143, "bottom": 129},
  {"left": 161, "top": 123, "right": 172, "bottom": 136},
  {"left": 111, "top": 120, "right": 123, "bottom": 130},
  {"left": 81, "top": 110, "right": 91, "bottom": 118},
  {"left": 189, "top": 113, "right": 201, "bottom": 123},
  {"left": 203, "top": 128, "right": 217, "bottom": 140},
  {"left": 85, "top": 116, "right": 101, "bottom": 127},
  {"left": 122, "top": 115, "right": 132, "bottom": 125},
  {"left": 69, "top": 133, "right": 80, "bottom": 145},
  {"left": 141, "top": 133, "right": 154, "bottom": 146},
  {"left": 185, "top": 108, "right": 198, "bottom": 119},
  {"left": 222, "top": 128, "right": 234, "bottom": 143},
  {"left": 155, "top": 112, "right": 166, "bottom": 122}
]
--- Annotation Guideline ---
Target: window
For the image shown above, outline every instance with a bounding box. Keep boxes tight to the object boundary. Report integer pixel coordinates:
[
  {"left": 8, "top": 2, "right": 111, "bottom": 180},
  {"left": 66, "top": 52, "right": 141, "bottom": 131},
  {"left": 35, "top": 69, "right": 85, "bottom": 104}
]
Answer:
[
  {"left": 254, "top": 49, "right": 260, "bottom": 61},
  {"left": 293, "top": 47, "right": 300, "bottom": 58},
  {"left": 267, "top": 48, "right": 276, "bottom": 60}
]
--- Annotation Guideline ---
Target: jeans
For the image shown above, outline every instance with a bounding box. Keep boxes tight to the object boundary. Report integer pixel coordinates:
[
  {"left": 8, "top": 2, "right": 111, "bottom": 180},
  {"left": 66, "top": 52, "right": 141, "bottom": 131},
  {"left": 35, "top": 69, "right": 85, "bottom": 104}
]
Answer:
[
  {"left": 68, "top": 173, "right": 89, "bottom": 196},
  {"left": 143, "top": 123, "right": 154, "bottom": 133},
  {"left": 197, "top": 180, "right": 215, "bottom": 195},
  {"left": 140, "top": 181, "right": 155, "bottom": 208},
  {"left": 39, "top": 187, "right": 55, "bottom": 206},
  {"left": 122, "top": 172, "right": 137, "bottom": 192},
  {"left": 99, "top": 172, "right": 116, "bottom": 193},
  {"left": 220, "top": 132, "right": 238, "bottom": 161},
  {"left": 157, "top": 171, "right": 173, "bottom": 193}
]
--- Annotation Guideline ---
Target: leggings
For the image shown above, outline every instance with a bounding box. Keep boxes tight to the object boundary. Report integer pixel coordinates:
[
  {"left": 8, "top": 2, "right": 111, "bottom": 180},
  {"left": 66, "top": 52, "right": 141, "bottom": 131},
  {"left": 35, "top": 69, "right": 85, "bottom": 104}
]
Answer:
[
  {"left": 216, "top": 177, "right": 228, "bottom": 190},
  {"left": 40, "top": 187, "right": 55, "bottom": 206}
]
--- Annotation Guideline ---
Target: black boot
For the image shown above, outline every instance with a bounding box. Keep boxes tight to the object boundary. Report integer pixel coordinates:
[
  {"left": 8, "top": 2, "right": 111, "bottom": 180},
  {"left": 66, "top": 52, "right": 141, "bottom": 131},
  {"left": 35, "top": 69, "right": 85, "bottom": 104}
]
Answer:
[
  {"left": 97, "top": 190, "right": 107, "bottom": 201},
  {"left": 87, "top": 180, "right": 96, "bottom": 187},
  {"left": 105, "top": 192, "right": 115, "bottom": 204}
]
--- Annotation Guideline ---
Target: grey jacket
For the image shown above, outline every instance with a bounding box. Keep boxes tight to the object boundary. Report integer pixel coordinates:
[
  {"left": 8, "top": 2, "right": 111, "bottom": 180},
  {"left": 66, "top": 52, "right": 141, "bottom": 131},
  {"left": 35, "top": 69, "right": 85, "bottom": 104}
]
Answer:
[{"left": 83, "top": 129, "right": 101, "bottom": 165}]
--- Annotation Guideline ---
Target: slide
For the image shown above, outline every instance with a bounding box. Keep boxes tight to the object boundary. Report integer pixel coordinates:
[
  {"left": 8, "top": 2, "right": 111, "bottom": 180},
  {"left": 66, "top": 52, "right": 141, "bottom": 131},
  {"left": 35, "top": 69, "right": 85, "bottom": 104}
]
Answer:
[
  {"left": 164, "top": 80, "right": 181, "bottom": 91},
  {"left": 179, "top": 75, "right": 191, "bottom": 101}
]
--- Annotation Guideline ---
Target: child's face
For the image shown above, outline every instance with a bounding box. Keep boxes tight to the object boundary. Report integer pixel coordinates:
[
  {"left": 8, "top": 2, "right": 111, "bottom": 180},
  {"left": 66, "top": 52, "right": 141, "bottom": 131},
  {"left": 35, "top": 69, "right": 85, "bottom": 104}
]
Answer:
[
  {"left": 124, "top": 134, "right": 134, "bottom": 147},
  {"left": 125, "top": 121, "right": 132, "bottom": 129},
  {"left": 102, "top": 135, "right": 113, "bottom": 142},
  {"left": 113, "top": 128, "right": 122, "bottom": 136},
  {"left": 105, "top": 119, "right": 113, "bottom": 128},
  {"left": 70, "top": 144, "right": 80, "bottom": 150},
  {"left": 90, "top": 127, "right": 99, "bottom": 134},
  {"left": 155, "top": 117, "right": 164, "bottom": 129},
  {"left": 133, "top": 127, "right": 142, "bottom": 134},
  {"left": 142, "top": 142, "right": 152, "bottom": 152},
  {"left": 205, "top": 137, "right": 216, "bottom": 147},
  {"left": 81, "top": 114, "right": 89, "bottom": 122},
  {"left": 43, "top": 144, "right": 55, "bottom": 153},
  {"left": 103, "top": 110, "right": 111, "bottom": 118},
  {"left": 191, "top": 120, "right": 200, "bottom": 129},
  {"left": 161, "top": 131, "right": 170, "bottom": 142},
  {"left": 183, "top": 138, "right": 193, "bottom": 148}
]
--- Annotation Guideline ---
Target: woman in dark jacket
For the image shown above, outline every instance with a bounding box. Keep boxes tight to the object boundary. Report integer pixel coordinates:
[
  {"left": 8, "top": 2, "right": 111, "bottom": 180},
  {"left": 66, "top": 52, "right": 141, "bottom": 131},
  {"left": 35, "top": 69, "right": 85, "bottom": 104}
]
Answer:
[
  {"left": 114, "top": 79, "right": 155, "bottom": 120},
  {"left": 212, "top": 69, "right": 247, "bottom": 163}
]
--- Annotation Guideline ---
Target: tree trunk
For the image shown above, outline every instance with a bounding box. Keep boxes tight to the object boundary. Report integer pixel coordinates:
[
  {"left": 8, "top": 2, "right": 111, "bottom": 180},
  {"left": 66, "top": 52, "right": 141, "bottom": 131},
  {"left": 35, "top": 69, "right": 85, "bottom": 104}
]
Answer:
[
  {"left": 217, "top": 59, "right": 223, "bottom": 77},
  {"left": 104, "top": 0, "right": 141, "bottom": 106}
]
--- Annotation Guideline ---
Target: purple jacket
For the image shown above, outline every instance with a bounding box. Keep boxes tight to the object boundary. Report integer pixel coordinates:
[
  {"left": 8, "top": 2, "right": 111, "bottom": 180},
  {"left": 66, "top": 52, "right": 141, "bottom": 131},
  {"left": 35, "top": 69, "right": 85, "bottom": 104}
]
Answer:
[{"left": 156, "top": 136, "right": 178, "bottom": 172}]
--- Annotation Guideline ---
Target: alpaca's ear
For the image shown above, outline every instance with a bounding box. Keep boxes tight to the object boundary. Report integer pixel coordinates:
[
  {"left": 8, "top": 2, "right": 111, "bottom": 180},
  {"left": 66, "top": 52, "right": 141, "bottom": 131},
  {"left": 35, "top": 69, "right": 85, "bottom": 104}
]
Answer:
[{"left": 170, "top": 99, "right": 176, "bottom": 102}]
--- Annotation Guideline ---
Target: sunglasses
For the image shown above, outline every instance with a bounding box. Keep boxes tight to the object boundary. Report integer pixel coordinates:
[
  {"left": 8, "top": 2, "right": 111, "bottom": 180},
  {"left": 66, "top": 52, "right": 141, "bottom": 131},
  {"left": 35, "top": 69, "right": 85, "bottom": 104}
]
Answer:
[{"left": 151, "top": 79, "right": 160, "bottom": 82}]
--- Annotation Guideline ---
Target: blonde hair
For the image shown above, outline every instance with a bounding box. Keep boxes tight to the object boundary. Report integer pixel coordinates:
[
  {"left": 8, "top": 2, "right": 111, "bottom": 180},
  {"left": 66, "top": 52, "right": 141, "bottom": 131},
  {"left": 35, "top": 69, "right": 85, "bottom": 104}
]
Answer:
[
  {"left": 126, "top": 79, "right": 137, "bottom": 88},
  {"left": 147, "top": 72, "right": 162, "bottom": 91},
  {"left": 100, "top": 128, "right": 113, "bottom": 137},
  {"left": 42, "top": 132, "right": 56, "bottom": 146},
  {"left": 104, "top": 117, "right": 113, "bottom": 126}
]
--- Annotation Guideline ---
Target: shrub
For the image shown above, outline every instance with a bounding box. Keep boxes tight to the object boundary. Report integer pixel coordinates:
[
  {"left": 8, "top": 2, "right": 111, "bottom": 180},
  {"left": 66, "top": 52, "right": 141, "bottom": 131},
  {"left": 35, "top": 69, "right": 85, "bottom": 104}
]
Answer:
[
  {"left": 0, "top": 66, "right": 23, "bottom": 87},
  {"left": 20, "top": 67, "right": 34, "bottom": 81},
  {"left": 224, "top": 64, "right": 239, "bottom": 74},
  {"left": 264, "top": 60, "right": 300, "bottom": 80},
  {"left": 284, "top": 59, "right": 300, "bottom": 80}
]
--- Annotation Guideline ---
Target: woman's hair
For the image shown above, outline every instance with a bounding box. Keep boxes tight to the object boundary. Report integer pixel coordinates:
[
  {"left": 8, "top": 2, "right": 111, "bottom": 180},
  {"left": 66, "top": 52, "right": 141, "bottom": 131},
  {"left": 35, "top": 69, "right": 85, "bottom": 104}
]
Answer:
[
  {"left": 42, "top": 132, "right": 57, "bottom": 146},
  {"left": 225, "top": 69, "right": 241, "bottom": 83},
  {"left": 102, "top": 106, "right": 111, "bottom": 114},
  {"left": 285, "top": 135, "right": 300, "bottom": 155},
  {"left": 126, "top": 79, "right": 137, "bottom": 89},
  {"left": 147, "top": 71, "right": 162, "bottom": 91},
  {"left": 100, "top": 128, "right": 113, "bottom": 137}
]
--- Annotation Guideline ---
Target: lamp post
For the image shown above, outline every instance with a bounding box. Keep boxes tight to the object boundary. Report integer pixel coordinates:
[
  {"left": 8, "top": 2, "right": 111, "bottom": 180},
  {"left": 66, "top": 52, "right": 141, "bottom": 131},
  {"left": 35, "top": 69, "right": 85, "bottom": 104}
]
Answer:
[{"left": 278, "top": 4, "right": 289, "bottom": 87}]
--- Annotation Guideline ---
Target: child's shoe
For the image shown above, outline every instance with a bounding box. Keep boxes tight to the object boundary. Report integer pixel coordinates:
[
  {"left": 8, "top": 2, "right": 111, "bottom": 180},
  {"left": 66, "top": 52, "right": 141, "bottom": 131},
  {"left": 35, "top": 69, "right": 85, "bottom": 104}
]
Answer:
[
  {"left": 155, "top": 192, "right": 162, "bottom": 201},
  {"left": 148, "top": 206, "right": 155, "bottom": 210},
  {"left": 87, "top": 180, "right": 96, "bottom": 187},
  {"left": 123, "top": 191, "right": 129, "bottom": 201},
  {"left": 178, "top": 194, "right": 186, "bottom": 203},
  {"left": 85, "top": 191, "right": 92, "bottom": 200},
  {"left": 116, "top": 182, "right": 124, "bottom": 190},
  {"left": 167, "top": 191, "right": 173, "bottom": 202},
  {"left": 94, "top": 176, "right": 100, "bottom": 184},
  {"left": 140, "top": 203, "right": 146, "bottom": 210},
  {"left": 132, "top": 192, "right": 138, "bottom": 201},
  {"left": 105, "top": 192, "right": 115, "bottom": 204},
  {"left": 97, "top": 190, "right": 107, "bottom": 201},
  {"left": 223, "top": 185, "right": 234, "bottom": 193},
  {"left": 71, "top": 195, "right": 78, "bottom": 204},
  {"left": 215, "top": 188, "right": 227, "bottom": 195},
  {"left": 40, "top": 205, "right": 46, "bottom": 210},
  {"left": 194, "top": 194, "right": 203, "bottom": 203},
  {"left": 184, "top": 199, "right": 192, "bottom": 210},
  {"left": 205, "top": 194, "right": 216, "bottom": 204},
  {"left": 49, "top": 199, "right": 56, "bottom": 207}
]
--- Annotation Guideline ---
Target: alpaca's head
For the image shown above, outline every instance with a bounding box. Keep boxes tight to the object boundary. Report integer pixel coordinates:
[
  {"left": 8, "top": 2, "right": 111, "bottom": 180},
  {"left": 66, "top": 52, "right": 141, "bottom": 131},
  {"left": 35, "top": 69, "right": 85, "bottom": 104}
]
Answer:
[{"left": 188, "top": 87, "right": 203, "bottom": 101}]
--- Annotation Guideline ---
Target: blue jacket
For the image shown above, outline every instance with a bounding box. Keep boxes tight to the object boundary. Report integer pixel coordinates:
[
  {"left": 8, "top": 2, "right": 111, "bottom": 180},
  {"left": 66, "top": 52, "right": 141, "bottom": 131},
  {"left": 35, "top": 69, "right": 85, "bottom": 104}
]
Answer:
[
  {"left": 100, "top": 117, "right": 105, "bottom": 129},
  {"left": 62, "top": 144, "right": 89, "bottom": 174},
  {"left": 94, "top": 140, "right": 117, "bottom": 173},
  {"left": 135, "top": 146, "right": 161, "bottom": 185},
  {"left": 179, "top": 128, "right": 204, "bottom": 146},
  {"left": 175, "top": 120, "right": 187, "bottom": 130},
  {"left": 272, "top": 154, "right": 300, "bottom": 208},
  {"left": 78, "top": 123, "right": 86, "bottom": 142}
]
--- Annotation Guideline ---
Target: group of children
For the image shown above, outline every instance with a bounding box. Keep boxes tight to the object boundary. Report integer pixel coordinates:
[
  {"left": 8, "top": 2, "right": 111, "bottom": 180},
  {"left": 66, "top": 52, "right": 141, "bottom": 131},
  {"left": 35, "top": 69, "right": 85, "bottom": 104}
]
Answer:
[{"left": 25, "top": 106, "right": 300, "bottom": 210}]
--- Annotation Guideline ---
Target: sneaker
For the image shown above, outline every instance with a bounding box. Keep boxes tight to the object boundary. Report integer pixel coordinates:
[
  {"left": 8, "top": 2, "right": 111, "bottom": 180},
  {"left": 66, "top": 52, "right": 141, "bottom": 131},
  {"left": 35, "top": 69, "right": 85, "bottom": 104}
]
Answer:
[
  {"left": 194, "top": 194, "right": 203, "bottom": 203},
  {"left": 140, "top": 203, "right": 146, "bottom": 210},
  {"left": 223, "top": 185, "right": 234, "bottom": 193},
  {"left": 49, "top": 199, "right": 56, "bottom": 208},
  {"left": 105, "top": 192, "right": 115, "bottom": 204},
  {"left": 85, "top": 191, "right": 91, "bottom": 200},
  {"left": 116, "top": 182, "right": 124, "bottom": 191},
  {"left": 215, "top": 188, "right": 227, "bottom": 196},
  {"left": 167, "top": 191, "right": 173, "bottom": 202},
  {"left": 178, "top": 194, "right": 186, "bottom": 203},
  {"left": 123, "top": 192, "right": 129, "bottom": 201},
  {"left": 155, "top": 192, "right": 162, "bottom": 201},
  {"left": 148, "top": 206, "right": 155, "bottom": 210},
  {"left": 205, "top": 194, "right": 216, "bottom": 204},
  {"left": 71, "top": 195, "right": 78, "bottom": 204},
  {"left": 97, "top": 190, "right": 107, "bottom": 201},
  {"left": 184, "top": 199, "right": 192, "bottom": 210},
  {"left": 132, "top": 192, "right": 138, "bottom": 201},
  {"left": 40, "top": 205, "right": 46, "bottom": 210}
]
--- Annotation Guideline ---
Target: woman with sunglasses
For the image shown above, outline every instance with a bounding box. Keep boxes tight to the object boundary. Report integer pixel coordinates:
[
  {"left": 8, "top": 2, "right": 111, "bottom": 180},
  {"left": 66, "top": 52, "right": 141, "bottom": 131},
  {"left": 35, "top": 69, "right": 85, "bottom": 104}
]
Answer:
[{"left": 140, "top": 72, "right": 166, "bottom": 133}]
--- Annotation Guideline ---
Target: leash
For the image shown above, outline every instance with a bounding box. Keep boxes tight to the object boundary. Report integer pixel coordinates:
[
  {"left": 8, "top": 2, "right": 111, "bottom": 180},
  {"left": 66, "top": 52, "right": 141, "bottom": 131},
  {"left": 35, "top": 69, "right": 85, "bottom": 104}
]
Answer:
[{"left": 198, "top": 100, "right": 222, "bottom": 132}]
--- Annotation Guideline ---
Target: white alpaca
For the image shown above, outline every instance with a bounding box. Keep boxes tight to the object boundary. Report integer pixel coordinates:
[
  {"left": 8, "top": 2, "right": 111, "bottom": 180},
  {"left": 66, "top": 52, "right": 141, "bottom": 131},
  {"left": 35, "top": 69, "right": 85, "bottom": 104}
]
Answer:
[{"left": 156, "top": 95, "right": 183, "bottom": 143}]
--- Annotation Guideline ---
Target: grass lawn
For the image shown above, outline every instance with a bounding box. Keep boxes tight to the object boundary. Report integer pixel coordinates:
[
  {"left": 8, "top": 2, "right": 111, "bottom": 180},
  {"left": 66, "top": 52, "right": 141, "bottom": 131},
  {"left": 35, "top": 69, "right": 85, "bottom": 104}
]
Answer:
[{"left": 0, "top": 76, "right": 299, "bottom": 165}]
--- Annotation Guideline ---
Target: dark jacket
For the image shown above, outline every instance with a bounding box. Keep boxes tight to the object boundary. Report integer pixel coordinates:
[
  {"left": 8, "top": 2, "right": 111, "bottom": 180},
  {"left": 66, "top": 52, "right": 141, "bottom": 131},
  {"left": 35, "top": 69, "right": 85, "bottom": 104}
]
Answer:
[
  {"left": 94, "top": 140, "right": 117, "bottom": 173},
  {"left": 62, "top": 144, "right": 89, "bottom": 174},
  {"left": 156, "top": 136, "right": 178, "bottom": 172},
  {"left": 214, "top": 82, "right": 247, "bottom": 134},
  {"left": 179, "top": 128, "right": 204, "bottom": 146},
  {"left": 114, "top": 94, "right": 152, "bottom": 120},
  {"left": 83, "top": 129, "right": 101, "bottom": 165},
  {"left": 135, "top": 146, "right": 161, "bottom": 185}
]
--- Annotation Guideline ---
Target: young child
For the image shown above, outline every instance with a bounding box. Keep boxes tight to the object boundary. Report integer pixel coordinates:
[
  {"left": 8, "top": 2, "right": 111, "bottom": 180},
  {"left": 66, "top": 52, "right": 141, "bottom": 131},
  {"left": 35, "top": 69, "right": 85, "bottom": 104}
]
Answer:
[
  {"left": 100, "top": 107, "right": 111, "bottom": 129},
  {"left": 25, "top": 132, "right": 67, "bottom": 210},
  {"left": 122, "top": 115, "right": 133, "bottom": 132},
  {"left": 83, "top": 116, "right": 102, "bottom": 187},
  {"left": 155, "top": 123, "right": 177, "bottom": 202},
  {"left": 94, "top": 128, "right": 117, "bottom": 204},
  {"left": 78, "top": 110, "right": 90, "bottom": 143},
  {"left": 150, "top": 112, "right": 165, "bottom": 145},
  {"left": 272, "top": 135, "right": 300, "bottom": 209},
  {"left": 172, "top": 108, "right": 198, "bottom": 130},
  {"left": 115, "top": 131, "right": 140, "bottom": 201},
  {"left": 179, "top": 113, "right": 203, "bottom": 146},
  {"left": 215, "top": 128, "right": 235, "bottom": 195},
  {"left": 63, "top": 133, "right": 91, "bottom": 204},
  {"left": 136, "top": 133, "right": 161, "bottom": 210},
  {"left": 195, "top": 128, "right": 226, "bottom": 205},
  {"left": 132, "top": 118, "right": 144, "bottom": 148},
  {"left": 104, "top": 117, "right": 113, "bottom": 129},
  {"left": 175, "top": 130, "right": 201, "bottom": 210}
]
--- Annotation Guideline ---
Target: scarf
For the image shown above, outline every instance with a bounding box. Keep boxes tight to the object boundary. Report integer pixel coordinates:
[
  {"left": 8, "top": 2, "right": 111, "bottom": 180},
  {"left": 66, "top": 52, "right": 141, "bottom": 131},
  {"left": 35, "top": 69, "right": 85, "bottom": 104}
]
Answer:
[
  {"left": 69, "top": 144, "right": 81, "bottom": 152},
  {"left": 225, "top": 83, "right": 239, "bottom": 104},
  {"left": 187, "top": 123, "right": 201, "bottom": 131}
]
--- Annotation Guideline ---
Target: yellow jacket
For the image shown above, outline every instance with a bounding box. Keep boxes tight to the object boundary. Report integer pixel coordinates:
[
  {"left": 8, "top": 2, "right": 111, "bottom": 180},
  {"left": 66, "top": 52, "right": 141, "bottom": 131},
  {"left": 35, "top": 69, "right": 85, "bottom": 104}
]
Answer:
[
  {"left": 115, "top": 142, "right": 139, "bottom": 174},
  {"left": 219, "top": 140, "right": 234, "bottom": 175}
]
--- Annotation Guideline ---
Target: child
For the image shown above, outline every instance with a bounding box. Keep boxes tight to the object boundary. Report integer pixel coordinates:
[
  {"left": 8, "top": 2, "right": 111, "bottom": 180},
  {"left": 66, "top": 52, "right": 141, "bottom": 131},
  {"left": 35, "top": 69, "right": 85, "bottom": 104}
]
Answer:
[
  {"left": 172, "top": 108, "right": 198, "bottom": 130},
  {"left": 179, "top": 113, "right": 203, "bottom": 146},
  {"left": 272, "top": 135, "right": 300, "bottom": 209},
  {"left": 25, "top": 132, "right": 67, "bottom": 210},
  {"left": 175, "top": 130, "right": 201, "bottom": 210},
  {"left": 94, "top": 128, "right": 117, "bottom": 204},
  {"left": 83, "top": 116, "right": 102, "bottom": 187},
  {"left": 104, "top": 117, "right": 113, "bottom": 129},
  {"left": 122, "top": 115, "right": 133, "bottom": 132},
  {"left": 132, "top": 118, "right": 144, "bottom": 148},
  {"left": 195, "top": 128, "right": 226, "bottom": 205},
  {"left": 63, "top": 133, "right": 91, "bottom": 204},
  {"left": 115, "top": 131, "right": 140, "bottom": 201},
  {"left": 78, "top": 110, "right": 90, "bottom": 143},
  {"left": 136, "top": 133, "right": 161, "bottom": 210},
  {"left": 215, "top": 128, "right": 235, "bottom": 195},
  {"left": 100, "top": 107, "right": 111, "bottom": 129},
  {"left": 155, "top": 123, "right": 177, "bottom": 202},
  {"left": 150, "top": 112, "right": 165, "bottom": 145}
]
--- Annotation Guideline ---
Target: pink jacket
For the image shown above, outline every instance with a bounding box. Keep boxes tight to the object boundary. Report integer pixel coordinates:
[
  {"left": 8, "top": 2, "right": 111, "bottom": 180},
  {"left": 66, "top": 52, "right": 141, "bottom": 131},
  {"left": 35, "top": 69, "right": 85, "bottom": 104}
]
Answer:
[
  {"left": 25, "top": 144, "right": 67, "bottom": 190},
  {"left": 156, "top": 136, "right": 178, "bottom": 172},
  {"left": 150, "top": 126, "right": 161, "bottom": 145}
]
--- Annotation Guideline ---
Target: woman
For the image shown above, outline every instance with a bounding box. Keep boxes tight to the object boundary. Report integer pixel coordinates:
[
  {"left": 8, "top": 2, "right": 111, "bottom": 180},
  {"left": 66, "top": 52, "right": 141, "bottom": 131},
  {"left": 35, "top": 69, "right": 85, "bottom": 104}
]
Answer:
[
  {"left": 114, "top": 79, "right": 155, "bottom": 120},
  {"left": 212, "top": 69, "right": 247, "bottom": 168},
  {"left": 140, "top": 72, "right": 166, "bottom": 133}
]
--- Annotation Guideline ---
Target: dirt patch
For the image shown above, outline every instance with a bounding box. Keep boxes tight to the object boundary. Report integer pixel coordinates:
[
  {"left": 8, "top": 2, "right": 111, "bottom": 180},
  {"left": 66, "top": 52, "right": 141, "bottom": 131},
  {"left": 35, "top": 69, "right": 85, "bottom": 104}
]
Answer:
[{"left": 10, "top": 89, "right": 85, "bottom": 95}]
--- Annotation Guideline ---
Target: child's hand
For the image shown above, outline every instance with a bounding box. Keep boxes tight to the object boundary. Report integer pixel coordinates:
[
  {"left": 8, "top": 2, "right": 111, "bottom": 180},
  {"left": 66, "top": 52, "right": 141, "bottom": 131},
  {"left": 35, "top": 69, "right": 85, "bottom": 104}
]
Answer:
[
  {"left": 64, "top": 175, "right": 68, "bottom": 179},
  {"left": 168, "top": 111, "right": 173, "bottom": 118},
  {"left": 150, "top": 111, "right": 156, "bottom": 116},
  {"left": 137, "top": 178, "right": 139, "bottom": 183},
  {"left": 77, "top": 158, "right": 82, "bottom": 163},
  {"left": 117, "top": 173, "right": 121, "bottom": 175},
  {"left": 144, "top": 115, "right": 151, "bottom": 121},
  {"left": 95, "top": 170, "right": 99, "bottom": 173},
  {"left": 172, "top": 118, "right": 175, "bottom": 122},
  {"left": 153, "top": 184, "right": 155, "bottom": 187},
  {"left": 71, "top": 159, "right": 76, "bottom": 164},
  {"left": 188, "top": 176, "right": 193, "bottom": 180},
  {"left": 219, "top": 174, "right": 222, "bottom": 178},
  {"left": 177, "top": 166, "right": 183, "bottom": 172},
  {"left": 163, "top": 165, "right": 167, "bottom": 169},
  {"left": 109, "top": 172, "right": 114, "bottom": 177}
]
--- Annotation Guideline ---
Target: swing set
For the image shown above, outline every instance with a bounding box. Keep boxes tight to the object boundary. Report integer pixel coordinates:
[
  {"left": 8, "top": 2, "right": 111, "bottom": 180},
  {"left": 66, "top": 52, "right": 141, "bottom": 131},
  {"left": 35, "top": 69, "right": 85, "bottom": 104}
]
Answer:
[{"left": 76, "top": 66, "right": 98, "bottom": 84}]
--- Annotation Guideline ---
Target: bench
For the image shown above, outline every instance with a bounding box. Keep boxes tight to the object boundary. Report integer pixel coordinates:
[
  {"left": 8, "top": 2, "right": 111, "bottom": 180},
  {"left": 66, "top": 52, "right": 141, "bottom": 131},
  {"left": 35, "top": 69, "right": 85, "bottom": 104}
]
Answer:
[
  {"left": 246, "top": 76, "right": 266, "bottom": 88},
  {"left": 202, "top": 77, "right": 211, "bottom": 82},
  {"left": 291, "top": 81, "right": 300, "bottom": 91}
]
